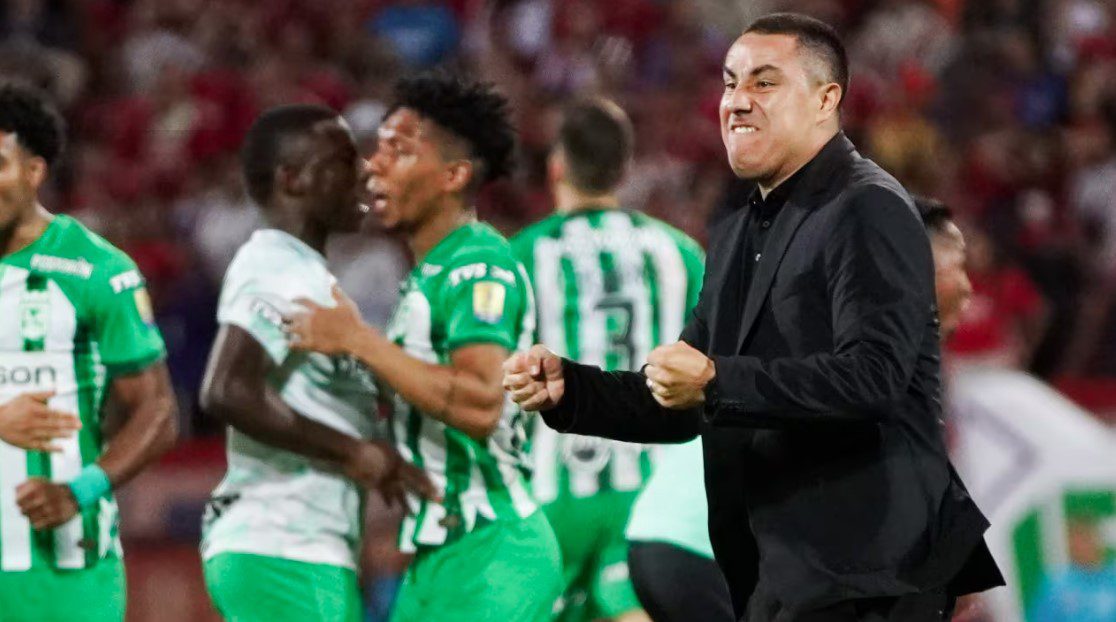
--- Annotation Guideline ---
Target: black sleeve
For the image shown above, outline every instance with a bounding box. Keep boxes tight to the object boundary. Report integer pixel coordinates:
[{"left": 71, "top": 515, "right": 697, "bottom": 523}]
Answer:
[
  {"left": 539, "top": 359, "right": 700, "bottom": 443},
  {"left": 707, "top": 185, "right": 934, "bottom": 425}
]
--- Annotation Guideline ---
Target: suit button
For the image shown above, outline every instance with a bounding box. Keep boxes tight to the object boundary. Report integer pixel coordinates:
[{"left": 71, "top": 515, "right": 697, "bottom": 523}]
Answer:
[
  {"left": 762, "top": 220, "right": 771, "bottom": 228},
  {"left": 755, "top": 253, "right": 762, "bottom": 261}
]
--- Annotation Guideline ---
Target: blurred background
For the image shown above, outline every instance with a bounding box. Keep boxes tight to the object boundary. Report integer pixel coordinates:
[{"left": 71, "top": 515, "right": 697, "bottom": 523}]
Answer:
[{"left": 2, "top": 0, "right": 1115, "bottom": 620}]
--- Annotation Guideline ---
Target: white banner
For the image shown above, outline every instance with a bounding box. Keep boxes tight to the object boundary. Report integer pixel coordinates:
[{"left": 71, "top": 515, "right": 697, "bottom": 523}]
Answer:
[{"left": 950, "top": 368, "right": 1116, "bottom": 622}]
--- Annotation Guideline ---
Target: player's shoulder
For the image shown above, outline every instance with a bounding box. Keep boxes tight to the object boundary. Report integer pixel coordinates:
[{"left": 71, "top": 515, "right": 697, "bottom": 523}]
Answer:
[
  {"left": 34, "top": 215, "right": 142, "bottom": 287},
  {"left": 443, "top": 222, "right": 520, "bottom": 268},
  {"left": 626, "top": 210, "right": 704, "bottom": 261},
  {"left": 509, "top": 213, "right": 565, "bottom": 254},
  {"left": 433, "top": 223, "right": 525, "bottom": 291},
  {"left": 224, "top": 229, "right": 324, "bottom": 286}
]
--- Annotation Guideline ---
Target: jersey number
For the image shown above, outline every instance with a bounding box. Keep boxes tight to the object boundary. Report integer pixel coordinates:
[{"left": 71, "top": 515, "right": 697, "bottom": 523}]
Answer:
[{"left": 595, "top": 298, "right": 635, "bottom": 369}]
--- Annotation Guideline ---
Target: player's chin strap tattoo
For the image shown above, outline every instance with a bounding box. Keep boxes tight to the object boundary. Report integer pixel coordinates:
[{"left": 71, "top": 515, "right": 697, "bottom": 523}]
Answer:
[{"left": 435, "top": 368, "right": 461, "bottom": 420}]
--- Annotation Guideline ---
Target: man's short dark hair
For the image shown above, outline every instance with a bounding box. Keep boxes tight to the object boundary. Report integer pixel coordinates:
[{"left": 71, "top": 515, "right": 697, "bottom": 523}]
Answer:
[
  {"left": 914, "top": 196, "right": 954, "bottom": 235},
  {"left": 745, "top": 13, "right": 849, "bottom": 107},
  {"left": 0, "top": 81, "right": 65, "bottom": 166},
  {"left": 388, "top": 72, "right": 515, "bottom": 186},
  {"left": 241, "top": 104, "right": 339, "bottom": 206},
  {"left": 557, "top": 99, "right": 633, "bottom": 194}
]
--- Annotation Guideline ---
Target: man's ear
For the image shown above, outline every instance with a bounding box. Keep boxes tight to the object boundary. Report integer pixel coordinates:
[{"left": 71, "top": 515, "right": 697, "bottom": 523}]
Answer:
[
  {"left": 818, "top": 83, "right": 842, "bottom": 122},
  {"left": 24, "top": 156, "right": 47, "bottom": 191},
  {"left": 443, "top": 159, "right": 475, "bottom": 194}
]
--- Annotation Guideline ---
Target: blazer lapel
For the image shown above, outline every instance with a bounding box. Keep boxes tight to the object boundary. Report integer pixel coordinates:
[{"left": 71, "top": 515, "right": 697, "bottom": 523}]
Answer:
[{"left": 734, "top": 199, "right": 812, "bottom": 353}]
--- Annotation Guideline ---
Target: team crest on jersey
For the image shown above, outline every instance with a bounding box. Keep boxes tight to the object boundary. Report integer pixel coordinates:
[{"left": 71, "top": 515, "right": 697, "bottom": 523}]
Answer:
[
  {"left": 473, "top": 282, "right": 506, "bottom": 324},
  {"left": 19, "top": 291, "right": 50, "bottom": 342}
]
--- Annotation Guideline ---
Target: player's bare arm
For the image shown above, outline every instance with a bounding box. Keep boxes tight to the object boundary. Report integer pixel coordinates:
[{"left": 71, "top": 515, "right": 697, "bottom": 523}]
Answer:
[
  {"left": 18, "top": 363, "right": 177, "bottom": 530},
  {"left": 201, "top": 324, "right": 435, "bottom": 502},
  {"left": 0, "top": 390, "right": 81, "bottom": 452},
  {"left": 290, "top": 286, "right": 507, "bottom": 441}
]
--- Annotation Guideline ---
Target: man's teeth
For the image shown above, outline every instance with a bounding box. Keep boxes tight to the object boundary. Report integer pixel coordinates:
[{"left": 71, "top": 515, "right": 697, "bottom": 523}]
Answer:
[{"left": 732, "top": 126, "right": 757, "bottom": 134}]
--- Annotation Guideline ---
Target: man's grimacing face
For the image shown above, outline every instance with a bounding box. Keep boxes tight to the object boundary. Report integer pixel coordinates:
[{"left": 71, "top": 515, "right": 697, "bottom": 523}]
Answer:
[{"left": 719, "top": 32, "right": 838, "bottom": 184}]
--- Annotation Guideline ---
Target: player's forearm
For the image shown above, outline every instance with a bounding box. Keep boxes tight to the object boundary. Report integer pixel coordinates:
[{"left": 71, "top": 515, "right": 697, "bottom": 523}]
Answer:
[
  {"left": 98, "top": 387, "right": 178, "bottom": 488},
  {"left": 347, "top": 329, "right": 502, "bottom": 439},
  {"left": 201, "top": 382, "right": 362, "bottom": 465}
]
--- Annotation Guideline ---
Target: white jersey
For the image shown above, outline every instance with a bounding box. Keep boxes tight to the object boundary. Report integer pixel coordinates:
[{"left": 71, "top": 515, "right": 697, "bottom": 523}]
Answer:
[{"left": 201, "top": 229, "right": 380, "bottom": 569}]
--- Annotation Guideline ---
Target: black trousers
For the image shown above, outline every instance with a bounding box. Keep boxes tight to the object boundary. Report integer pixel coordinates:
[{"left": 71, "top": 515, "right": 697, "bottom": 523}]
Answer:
[
  {"left": 745, "top": 582, "right": 957, "bottom": 622},
  {"left": 628, "top": 541, "right": 735, "bottom": 622}
]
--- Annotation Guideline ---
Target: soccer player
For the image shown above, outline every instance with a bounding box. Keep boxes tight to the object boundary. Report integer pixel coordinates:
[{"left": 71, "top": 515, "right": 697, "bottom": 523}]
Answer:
[
  {"left": 0, "top": 82, "right": 179, "bottom": 621},
  {"left": 199, "top": 105, "right": 431, "bottom": 622},
  {"left": 509, "top": 99, "right": 705, "bottom": 622},
  {"left": 287, "top": 73, "right": 562, "bottom": 622}
]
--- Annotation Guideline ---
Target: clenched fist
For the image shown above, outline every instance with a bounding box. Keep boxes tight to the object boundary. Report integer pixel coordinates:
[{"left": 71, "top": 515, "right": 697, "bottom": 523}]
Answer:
[
  {"left": 502, "top": 345, "right": 565, "bottom": 412},
  {"left": 644, "top": 341, "right": 716, "bottom": 409},
  {"left": 16, "top": 478, "right": 79, "bottom": 530}
]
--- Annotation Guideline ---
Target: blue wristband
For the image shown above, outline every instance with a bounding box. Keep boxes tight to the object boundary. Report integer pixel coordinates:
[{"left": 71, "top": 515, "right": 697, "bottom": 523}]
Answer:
[{"left": 68, "top": 464, "right": 111, "bottom": 509}]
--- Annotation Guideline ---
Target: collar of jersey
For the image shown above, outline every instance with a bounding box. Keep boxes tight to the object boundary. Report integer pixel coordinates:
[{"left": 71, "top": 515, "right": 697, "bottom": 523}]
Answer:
[
  {"left": 419, "top": 221, "right": 481, "bottom": 269},
  {"left": 1, "top": 214, "right": 65, "bottom": 264},
  {"left": 253, "top": 229, "right": 327, "bottom": 266}
]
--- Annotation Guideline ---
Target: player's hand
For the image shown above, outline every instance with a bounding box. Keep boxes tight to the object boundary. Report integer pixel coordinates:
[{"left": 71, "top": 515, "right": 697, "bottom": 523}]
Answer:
[
  {"left": 344, "top": 441, "right": 439, "bottom": 506},
  {"left": 645, "top": 341, "right": 715, "bottom": 410},
  {"left": 16, "top": 478, "right": 80, "bottom": 530},
  {"left": 288, "top": 284, "right": 367, "bottom": 356},
  {"left": 502, "top": 345, "right": 565, "bottom": 411},
  {"left": 0, "top": 391, "right": 81, "bottom": 452}
]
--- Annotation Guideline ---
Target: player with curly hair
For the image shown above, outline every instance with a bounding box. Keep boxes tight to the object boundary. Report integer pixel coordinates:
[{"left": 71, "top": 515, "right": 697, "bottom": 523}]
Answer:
[
  {"left": 286, "top": 72, "right": 562, "bottom": 621},
  {"left": 0, "top": 81, "right": 178, "bottom": 621}
]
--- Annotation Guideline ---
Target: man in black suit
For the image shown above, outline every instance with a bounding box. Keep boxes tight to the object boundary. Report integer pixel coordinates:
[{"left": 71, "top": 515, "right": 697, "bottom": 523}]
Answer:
[{"left": 503, "top": 13, "right": 1003, "bottom": 622}]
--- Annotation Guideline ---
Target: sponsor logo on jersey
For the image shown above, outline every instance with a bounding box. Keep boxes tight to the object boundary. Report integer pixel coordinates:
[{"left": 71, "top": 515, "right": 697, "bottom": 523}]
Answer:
[
  {"left": 489, "top": 265, "right": 516, "bottom": 284},
  {"left": 421, "top": 264, "right": 443, "bottom": 277},
  {"left": 473, "top": 281, "right": 506, "bottom": 324},
  {"left": 30, "top": 254, "right": 93, "bottom": 279},
  {"left": 0, "top": 365, "right": 57, "bottom": 386},
  {"left": 249, "top": 297, "right": 285, "bottom": 330},
  {"left": 109, "top": 270, "right": 143, "bottom": 294},
  {"left": 449, "top": 263, "right": 488, "bottom": 287}
]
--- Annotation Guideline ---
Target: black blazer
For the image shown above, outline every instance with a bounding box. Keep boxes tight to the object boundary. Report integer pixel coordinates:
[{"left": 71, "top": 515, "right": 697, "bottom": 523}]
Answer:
[{"left": 541, "top": 133, "right": 1004, "bottom": 618}]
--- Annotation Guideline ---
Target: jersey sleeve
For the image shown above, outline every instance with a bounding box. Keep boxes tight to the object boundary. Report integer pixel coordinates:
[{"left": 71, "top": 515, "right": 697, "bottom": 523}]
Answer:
[
  {"left": 440, "top": 252, "right": 527, "bottom": 353},
  {"left": 94, "top": 258, "right": 167, "bottom": 376},
  {"left": 217, "top": 266, "right": 298, "bottom": 365}
]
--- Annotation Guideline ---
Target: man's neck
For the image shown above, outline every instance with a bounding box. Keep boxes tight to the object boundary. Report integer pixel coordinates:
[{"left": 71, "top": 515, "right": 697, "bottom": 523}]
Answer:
[
  {"left": 410, "top": 199, "right": 474, "bottom": 263},
  {"left": 554, "top": 184, "right": 619, "bottom": 214},
  {"left": 266, "top": 202, "right": 329, "bottom": 255},
  {"left": 1, "top": 203, "right": 52, "bottom": 258},
  {"left": 756, "top": 129, "right": 839, "bottom": 199}
]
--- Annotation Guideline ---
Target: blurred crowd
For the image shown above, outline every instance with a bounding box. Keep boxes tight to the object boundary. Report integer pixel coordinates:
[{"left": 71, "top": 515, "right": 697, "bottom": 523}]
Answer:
[{"left": 4, "top": 0, "right": 1116, "bottom": 429}]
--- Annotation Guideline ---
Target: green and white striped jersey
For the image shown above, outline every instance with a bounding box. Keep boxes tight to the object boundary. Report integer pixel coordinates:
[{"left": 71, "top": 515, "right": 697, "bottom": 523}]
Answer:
[
  {"left": 387, "top": 222, "right": 537, "bottom": 553},
  {"left": 201, "top": 229, "right": 381, "bottom": 570},
  {"left": 0, "top": 215, "right": 165, "bottom": 572},
  {"left": 511, "top": 208, "right": 704, "bottom": 503}
]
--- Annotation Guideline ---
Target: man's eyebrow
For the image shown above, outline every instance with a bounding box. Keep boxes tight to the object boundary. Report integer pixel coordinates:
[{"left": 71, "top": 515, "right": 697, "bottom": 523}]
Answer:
[
  {"left": 750, "top": 64, "right": 782, "bottom": 77},
  {"left": 723, "top": 66, "right": 736, "bottom": 80}
]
